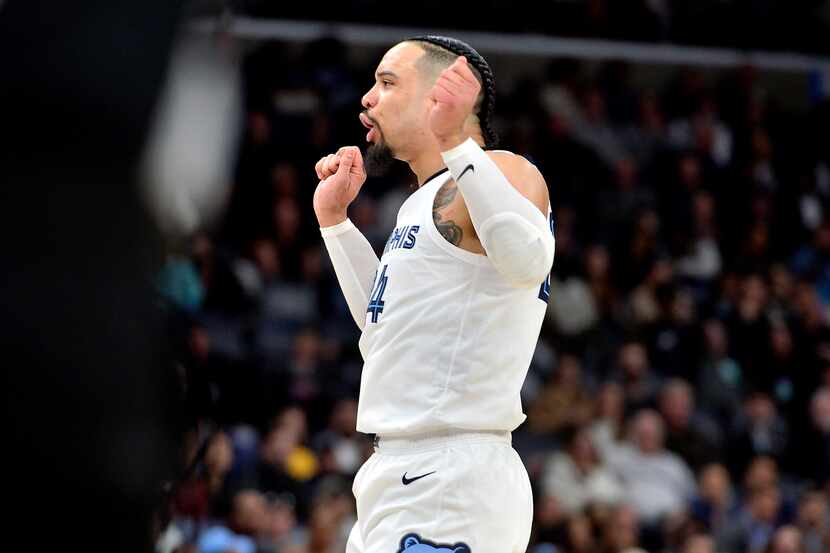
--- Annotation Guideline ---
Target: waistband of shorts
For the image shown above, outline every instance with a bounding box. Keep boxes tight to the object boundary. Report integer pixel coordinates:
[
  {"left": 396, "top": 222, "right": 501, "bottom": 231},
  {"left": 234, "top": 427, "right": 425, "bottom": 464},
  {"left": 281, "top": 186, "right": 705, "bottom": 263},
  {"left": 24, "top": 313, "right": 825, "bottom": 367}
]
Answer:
[{"left": 372, "top": 429, "right": 511, "bottom": 453}]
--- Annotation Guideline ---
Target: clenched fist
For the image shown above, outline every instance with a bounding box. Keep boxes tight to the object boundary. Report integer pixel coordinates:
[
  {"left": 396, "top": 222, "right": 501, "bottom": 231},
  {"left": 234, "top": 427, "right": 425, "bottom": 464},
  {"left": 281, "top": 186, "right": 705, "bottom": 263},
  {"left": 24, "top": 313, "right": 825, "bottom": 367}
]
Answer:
[
  {"left": 313, "top": 146, "right": 366, "bottom": 227},
  {"left": 428, "top": 56, "right": 481, "bottom": 149}
]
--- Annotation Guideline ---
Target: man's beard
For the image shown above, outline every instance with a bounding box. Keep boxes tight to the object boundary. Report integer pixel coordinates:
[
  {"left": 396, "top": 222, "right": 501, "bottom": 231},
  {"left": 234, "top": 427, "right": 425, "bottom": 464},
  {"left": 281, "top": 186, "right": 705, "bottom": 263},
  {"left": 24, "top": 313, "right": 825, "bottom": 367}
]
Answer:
[{"left": 364, "top": 139, "right": 395, "bottom": 177}]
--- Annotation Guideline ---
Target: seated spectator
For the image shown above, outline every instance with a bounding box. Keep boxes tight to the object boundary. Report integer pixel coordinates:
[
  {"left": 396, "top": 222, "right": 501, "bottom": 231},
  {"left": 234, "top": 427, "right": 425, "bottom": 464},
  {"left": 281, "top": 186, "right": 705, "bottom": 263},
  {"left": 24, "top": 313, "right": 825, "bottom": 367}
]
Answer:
[
  {"left": 230, "top": 408, "right": 317, "bottom": 516},
  {"left": 727, "top": 392, "right": 789, "bottom": 478},
  {"left": 723, "top": 275, "right": 772, "bottom": 391},
  {"left": 796, "top": 490, "right": 830, "bottom": 553},
  {"left": 626, "top": 257, "right": 673, "bottom": 327},
  {"left": 613, "top": 341, "right": 661, "bottom": 414},
  {"left": 252, "top": 236, "right": 320, "bottom": 365},
  {"left": 658, "top": 378, "right": 722, "bottom": 471},
  {"left": 562, "top": 513, "right": 598, "bottom": 553},
  {"left": 258, "top": 492, "right": 301, "bottom": 553},
  {"left": 689, "top": 463, "right": 739, "bottom": 550},
  {"left": 198, "top": 489, "right": 269, "bottom": 553},
  {"left": 722, "top": 484, "right": 789, "bottom": 553},
  {"left": 532, "top": 494, "right": 569, "bottom": 547},
  {"left": 742, "top": 456, "right": 800, "bottom": 522},
  {"left": 609, "top": 410, "right": 696, "bottom": 524},
  {"left": 697, "top": 319, "right": 743, "bottom": 427},
  {"left": 674, "top": 190, "right": 722, "bottom": 284},
  {"left": 313, "top": 398, "right": 367, "bottom": 477},
  {"left": 175, "top": 431, "right": 235, "bottom": 522},
  {"left": 542, "top": 425, "right": 624, "bottom": 515},
  {"left": 646, "top": 287, "right": 701, "bottom": 379},
  {"left": 600, "top": 504, "right": 641, "bottom": 553},
  {"left": 584, "top": 244, "right": 619, "bottom": 322},
  {"left": 528, "top": 353, "right": 594, "bottom": 436}
]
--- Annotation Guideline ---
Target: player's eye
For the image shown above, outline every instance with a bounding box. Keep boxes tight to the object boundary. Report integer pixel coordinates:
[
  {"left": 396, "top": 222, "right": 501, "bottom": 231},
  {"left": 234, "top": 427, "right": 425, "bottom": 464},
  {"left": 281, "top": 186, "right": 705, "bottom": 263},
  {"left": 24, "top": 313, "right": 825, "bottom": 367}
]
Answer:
[{"left": 382, "top": 80, "right": 393, "bottom": 87}]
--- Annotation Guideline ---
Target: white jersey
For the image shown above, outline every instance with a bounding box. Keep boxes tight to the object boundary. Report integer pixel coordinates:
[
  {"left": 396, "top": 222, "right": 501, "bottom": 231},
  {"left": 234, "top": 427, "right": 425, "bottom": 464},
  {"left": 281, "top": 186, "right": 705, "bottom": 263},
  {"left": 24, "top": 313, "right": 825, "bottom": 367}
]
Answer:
[{"left": 356, "top": 168, "right": 553, "bottom": 436}]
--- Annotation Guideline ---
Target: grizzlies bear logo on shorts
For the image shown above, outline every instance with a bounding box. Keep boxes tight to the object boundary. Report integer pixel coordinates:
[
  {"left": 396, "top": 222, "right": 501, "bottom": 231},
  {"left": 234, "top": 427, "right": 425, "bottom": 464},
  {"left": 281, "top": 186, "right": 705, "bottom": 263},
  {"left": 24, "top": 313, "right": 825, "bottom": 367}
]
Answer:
[{"left": 397, "top": 533, "right": 470, "bottom": 553}]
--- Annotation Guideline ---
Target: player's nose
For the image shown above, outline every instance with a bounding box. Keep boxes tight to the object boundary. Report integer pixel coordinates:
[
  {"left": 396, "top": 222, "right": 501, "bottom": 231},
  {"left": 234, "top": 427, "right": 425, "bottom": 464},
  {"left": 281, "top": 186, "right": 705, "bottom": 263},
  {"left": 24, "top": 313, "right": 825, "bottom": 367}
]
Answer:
[{"left": 361, "top": 86, "right": 377, "bottom": 110}]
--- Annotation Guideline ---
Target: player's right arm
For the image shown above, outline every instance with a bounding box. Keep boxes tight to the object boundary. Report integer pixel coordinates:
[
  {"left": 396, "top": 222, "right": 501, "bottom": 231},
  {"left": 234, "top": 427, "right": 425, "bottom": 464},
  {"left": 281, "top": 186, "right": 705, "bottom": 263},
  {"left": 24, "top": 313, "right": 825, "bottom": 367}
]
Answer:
[{"left": 314, "top": 146, "right": 378, "bottom": 330}]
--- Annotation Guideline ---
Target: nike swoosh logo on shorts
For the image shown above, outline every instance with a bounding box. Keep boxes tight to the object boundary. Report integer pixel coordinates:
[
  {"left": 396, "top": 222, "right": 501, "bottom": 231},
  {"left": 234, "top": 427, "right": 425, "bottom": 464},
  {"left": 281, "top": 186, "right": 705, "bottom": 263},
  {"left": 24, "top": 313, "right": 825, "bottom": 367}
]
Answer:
[
  {"left": 401, "top": 471, "right": 436, "bottom": 485},
  {"left": 458, "top": 164, "right": 475, "bottom": 180}
]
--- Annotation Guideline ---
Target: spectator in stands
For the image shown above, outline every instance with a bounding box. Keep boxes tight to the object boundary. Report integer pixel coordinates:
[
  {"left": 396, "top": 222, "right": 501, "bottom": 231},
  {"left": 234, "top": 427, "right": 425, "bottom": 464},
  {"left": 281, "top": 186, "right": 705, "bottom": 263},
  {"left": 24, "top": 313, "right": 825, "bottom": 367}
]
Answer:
[
  {"left": 724, "top": 275, "right": 772, "bottom": 389},
  {"left": 231, "top": 407, "right": 318, "bottom": 516},
  {"left": 727, "top": 392, "right": 789, "bottom": 478},
  {"left": 722, "top": 484, "right": 788, "bottom": 553},
  {"left": 561, "top": 513, "right": 598, "bottom": 553},
  {"left": 697, "top": 318, "right": 743, "bottom": 426},
  {"left": 600, "top": 504, "right": 641, "bottom": 553},
  {"left": 674, "top": 190, "right": 722, "bottom": 284},
  {"left": 541, "top": 425, "right": 624, "bottom": 515},
  {"left": 646, "top": 286, "right": 700, "bottom": 378},
  {"left": 313, "top": 398, "right": 366, "bottom": 477},
  {"left": 626, "top": 257, "right": 673, "bottom": 328},
  {"left": 613, "top": 341, "right": 661, "bottom": 414},
  {"left": 796, "top": 490, "right": 830, "bottom": 553},
  {"left": 198, "top": 489, "right": 268, "bottom": 553},
  {"left": 532, "top": 494, "right": 568, "bottom": 546},
  {"left": 658, "top": 378, "right": 722, "bottom": 471},
  {"left": 689, "top": 463, "right": 739, "bottom": 549},
  {"left": 175, "top": 431, "right": 235, "bottom": 522},
  {"left": 609, "top": 409, "right": 696, "bottom": 524},
  {"left": 584, "top": 244, "right": 619, "bottom": 324},
  {"left": 258, "top": 492, "right": 301, "bottom": 553},
  {"left": 528, "top": 353, "right": 594, "bottom": 436}
]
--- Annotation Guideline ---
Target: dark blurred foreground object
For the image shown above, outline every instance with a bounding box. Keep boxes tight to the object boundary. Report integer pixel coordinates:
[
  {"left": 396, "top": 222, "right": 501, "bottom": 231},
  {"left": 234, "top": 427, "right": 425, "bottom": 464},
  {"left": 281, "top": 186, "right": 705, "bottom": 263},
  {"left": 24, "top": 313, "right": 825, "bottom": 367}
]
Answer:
[{"left": 0, "top": 1, "right": 184, "bottom": 551}]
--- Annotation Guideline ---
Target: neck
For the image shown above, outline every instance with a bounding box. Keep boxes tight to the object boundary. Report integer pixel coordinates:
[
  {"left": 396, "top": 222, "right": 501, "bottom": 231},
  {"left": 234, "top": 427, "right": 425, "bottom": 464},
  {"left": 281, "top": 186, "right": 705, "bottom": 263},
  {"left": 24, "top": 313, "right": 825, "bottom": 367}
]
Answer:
[
  {"left": 407, "top": 148, "right": 447, "bottom": 187},
  {"left": 406, "top": 129, "right": 484, "bottom": 186}
]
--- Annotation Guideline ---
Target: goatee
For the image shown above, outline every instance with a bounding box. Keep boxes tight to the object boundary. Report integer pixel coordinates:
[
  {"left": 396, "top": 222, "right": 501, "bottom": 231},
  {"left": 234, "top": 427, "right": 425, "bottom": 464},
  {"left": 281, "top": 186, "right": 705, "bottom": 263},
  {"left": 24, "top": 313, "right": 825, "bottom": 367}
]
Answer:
[{"left": 364, "top": 141, "right": 395, "bottom": 177}]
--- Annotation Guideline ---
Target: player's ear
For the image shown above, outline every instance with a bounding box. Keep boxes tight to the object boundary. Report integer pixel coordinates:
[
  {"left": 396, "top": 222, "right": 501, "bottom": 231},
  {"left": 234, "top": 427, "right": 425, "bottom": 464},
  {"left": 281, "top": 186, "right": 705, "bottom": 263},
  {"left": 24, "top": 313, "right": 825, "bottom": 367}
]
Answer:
[{"left": 402, "top": 534, "right": 420, "bottom": 549}]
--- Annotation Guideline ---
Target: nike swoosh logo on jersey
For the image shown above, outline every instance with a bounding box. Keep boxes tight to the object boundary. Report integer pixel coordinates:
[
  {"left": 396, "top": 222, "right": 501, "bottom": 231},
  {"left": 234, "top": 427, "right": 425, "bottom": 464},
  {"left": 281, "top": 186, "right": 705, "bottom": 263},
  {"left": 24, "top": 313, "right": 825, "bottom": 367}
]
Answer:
[
  {"left": 401, "top": 471, "right": 436, "bottom": 485},
  {"left": 458, "top": 164, "right": 475, "bottom": 180}
]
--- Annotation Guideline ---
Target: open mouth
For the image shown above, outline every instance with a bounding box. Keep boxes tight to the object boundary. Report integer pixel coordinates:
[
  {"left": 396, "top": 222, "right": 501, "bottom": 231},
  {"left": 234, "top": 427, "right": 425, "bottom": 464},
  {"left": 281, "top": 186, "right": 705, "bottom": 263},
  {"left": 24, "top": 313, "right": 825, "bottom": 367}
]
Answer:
[{"left": 359, "top": 112, "right": 377, "bottom": 143}]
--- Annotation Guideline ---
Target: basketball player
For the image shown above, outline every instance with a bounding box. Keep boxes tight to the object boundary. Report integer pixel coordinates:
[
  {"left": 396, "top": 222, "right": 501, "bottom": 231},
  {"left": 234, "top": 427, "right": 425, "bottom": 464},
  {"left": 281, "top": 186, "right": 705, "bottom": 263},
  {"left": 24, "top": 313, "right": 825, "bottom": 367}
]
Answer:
[{"left": 313, "top": 36, "right": 555, "bottom": 553}]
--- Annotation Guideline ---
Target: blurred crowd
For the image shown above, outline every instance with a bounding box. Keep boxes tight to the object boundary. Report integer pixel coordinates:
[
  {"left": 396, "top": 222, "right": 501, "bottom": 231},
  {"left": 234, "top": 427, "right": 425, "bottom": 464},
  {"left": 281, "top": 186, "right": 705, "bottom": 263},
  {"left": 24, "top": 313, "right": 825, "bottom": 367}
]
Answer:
[{"left": 154, "top": 37, "right": 830, "bottom": 553}]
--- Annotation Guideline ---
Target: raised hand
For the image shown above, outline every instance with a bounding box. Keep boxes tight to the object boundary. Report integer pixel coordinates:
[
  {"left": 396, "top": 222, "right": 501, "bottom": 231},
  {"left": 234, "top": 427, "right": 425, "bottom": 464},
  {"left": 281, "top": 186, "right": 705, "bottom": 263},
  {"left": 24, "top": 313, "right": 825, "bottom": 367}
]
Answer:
[
  {"left": 428, "top": 56, "right": 481, "bottom": 149},
  {"left": 313, "top": 146, "right": 366, "bottom": 227}
]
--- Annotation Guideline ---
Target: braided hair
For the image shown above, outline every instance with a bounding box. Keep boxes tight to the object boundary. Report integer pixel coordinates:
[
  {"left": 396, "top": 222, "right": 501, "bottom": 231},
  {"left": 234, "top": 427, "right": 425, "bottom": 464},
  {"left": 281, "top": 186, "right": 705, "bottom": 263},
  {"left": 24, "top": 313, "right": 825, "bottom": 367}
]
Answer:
[{"left": 405, "top": 35, "right": 499, "bottom": 149}]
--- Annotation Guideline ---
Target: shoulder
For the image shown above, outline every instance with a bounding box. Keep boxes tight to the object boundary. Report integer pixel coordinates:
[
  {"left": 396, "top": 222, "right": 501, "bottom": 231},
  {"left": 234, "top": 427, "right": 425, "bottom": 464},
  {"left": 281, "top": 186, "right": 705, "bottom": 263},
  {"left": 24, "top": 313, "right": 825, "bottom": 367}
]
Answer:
[
  {"left": 486, "top": 150, "right": 549, "bottom": 213},
  {"left": 485, "top": 149, "right": 540, "bottom": 176}
]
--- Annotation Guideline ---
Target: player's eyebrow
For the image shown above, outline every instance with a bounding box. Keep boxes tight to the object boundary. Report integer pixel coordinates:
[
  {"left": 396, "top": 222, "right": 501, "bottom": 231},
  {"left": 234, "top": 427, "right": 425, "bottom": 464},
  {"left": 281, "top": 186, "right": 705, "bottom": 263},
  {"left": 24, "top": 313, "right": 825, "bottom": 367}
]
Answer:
[{"left": 375, "top": 70, "right": 399, "bottom": 80}]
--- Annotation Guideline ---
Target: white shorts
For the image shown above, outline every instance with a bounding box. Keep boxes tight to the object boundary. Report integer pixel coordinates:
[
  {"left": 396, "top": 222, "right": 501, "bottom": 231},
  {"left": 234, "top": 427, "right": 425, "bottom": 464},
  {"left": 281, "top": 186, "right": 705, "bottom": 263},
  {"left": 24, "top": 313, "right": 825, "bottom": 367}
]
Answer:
[{"left": 346, "top": 430, "right": 533, "bottom": 553}]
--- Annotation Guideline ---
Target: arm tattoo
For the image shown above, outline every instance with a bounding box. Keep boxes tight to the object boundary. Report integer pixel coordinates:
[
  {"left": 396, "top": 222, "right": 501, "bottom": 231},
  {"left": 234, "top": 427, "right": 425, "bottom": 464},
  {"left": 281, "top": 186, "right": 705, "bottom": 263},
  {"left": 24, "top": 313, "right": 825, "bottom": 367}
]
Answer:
[
  {"left": 434, "top": 180, "right": 457, "bottom": 209},
  {"left": 432, "top": 180, "right": 463, "bottom": 246}
]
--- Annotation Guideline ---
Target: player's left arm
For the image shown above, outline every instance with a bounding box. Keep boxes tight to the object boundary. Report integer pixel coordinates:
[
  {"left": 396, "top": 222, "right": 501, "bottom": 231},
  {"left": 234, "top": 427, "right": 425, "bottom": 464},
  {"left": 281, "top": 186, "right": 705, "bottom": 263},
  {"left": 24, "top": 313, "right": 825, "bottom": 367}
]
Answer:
[
  {"left": 442, "top": 140, "right": 555, "bottom": 288},
  {"left": 430, "top": 56, "right": 554, "bottom": 288}
]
